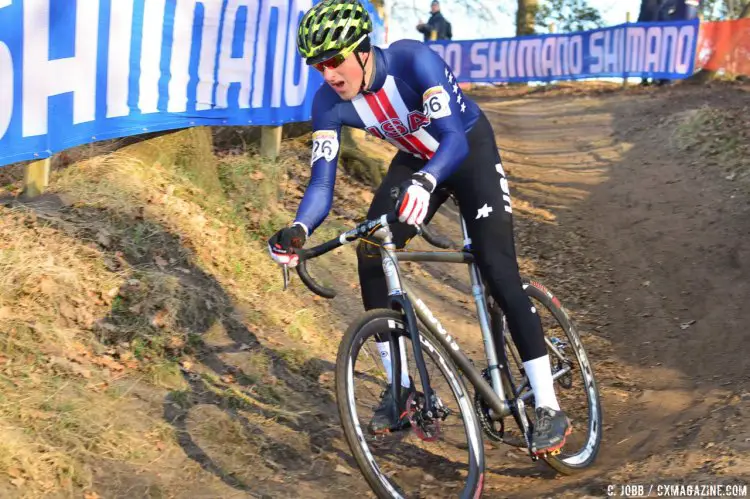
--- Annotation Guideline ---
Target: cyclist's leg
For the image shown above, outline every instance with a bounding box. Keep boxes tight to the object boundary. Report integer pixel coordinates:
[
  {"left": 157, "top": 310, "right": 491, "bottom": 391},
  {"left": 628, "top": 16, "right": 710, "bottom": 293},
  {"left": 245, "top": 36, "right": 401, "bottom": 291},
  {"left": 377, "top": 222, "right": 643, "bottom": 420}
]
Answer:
[
  {"left": 357, "top": 151, "right": 447, "bottom": 432},
  {"left": 447, "top": 113, "right": 570, "bottom": 452},
  {"left": 357, "top": 151, "right": 448, "bottom": 311}
]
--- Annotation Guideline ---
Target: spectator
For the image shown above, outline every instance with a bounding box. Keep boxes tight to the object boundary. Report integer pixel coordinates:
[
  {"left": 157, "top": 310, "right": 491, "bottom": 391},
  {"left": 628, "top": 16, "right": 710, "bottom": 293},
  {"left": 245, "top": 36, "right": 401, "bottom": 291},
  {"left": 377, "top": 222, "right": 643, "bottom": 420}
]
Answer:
[
  {"left": 638, "top": 0, "right": 660, "bottom": 85},
  {"left": 658, "top": 0, "right": 677, "bottom": 20},
  {"left": 637, "top": 0, "right": 662, "bottom": 22},
  {"left": 659, "top": 0, "right": 700, "bottom": 21},
  {"left": 416, "top": 0, "right": 452, "bottom": 41},
  {"left": 655, "top": 0, "right": 700, "bottom": 84},
  {"left": 672, "top": 0, "right": 701, "bottom": 20}
]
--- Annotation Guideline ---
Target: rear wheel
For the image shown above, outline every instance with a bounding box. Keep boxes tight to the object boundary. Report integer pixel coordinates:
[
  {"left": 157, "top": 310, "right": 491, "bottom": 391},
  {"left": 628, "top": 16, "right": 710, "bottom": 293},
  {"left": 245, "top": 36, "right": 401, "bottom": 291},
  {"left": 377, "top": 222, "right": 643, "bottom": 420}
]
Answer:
[
  {"left": 335, "top": 309, "right": 485, "bottom": 498},
  {"left": 485, "top": 280, "right": 602, "bottom": 474}
]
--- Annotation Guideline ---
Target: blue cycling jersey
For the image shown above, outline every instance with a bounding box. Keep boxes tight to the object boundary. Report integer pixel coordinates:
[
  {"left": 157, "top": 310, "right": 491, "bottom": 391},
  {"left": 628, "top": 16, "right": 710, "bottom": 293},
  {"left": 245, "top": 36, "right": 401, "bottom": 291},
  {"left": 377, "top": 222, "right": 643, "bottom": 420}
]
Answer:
[{"left": 294, "top": 39, "right": 482, "bottom": 234}]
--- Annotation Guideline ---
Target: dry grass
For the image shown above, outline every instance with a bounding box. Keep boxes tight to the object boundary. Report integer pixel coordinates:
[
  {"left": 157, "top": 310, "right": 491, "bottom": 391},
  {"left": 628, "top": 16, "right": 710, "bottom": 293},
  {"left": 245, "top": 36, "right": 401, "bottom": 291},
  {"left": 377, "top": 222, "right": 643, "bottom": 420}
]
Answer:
[{"left": 0, "top": 132, "right": 354, "bottom": 496}]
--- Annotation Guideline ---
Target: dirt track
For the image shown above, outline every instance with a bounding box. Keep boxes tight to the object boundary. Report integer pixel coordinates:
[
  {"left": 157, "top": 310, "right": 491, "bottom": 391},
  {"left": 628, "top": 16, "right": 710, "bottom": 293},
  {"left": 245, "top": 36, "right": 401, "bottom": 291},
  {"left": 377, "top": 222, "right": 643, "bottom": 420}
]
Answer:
[{"left": 468, "top": 82, "right": 750, "bottom": 496}]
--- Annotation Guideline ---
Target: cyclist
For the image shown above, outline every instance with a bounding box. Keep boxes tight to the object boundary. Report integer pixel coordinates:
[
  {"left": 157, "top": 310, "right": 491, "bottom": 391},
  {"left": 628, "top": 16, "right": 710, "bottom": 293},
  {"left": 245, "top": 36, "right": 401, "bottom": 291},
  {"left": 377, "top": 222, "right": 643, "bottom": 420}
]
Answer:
[{"left": 267, "top": 0, "right": 571, "bottom": 456}]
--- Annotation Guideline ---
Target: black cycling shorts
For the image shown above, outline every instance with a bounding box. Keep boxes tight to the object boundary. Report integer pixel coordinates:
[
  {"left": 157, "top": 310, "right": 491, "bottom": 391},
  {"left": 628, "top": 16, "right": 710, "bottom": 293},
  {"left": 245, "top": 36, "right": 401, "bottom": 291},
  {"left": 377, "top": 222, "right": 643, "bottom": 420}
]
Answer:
[{"left": 356, "top": 111, "right": 547, "bottom": 362}]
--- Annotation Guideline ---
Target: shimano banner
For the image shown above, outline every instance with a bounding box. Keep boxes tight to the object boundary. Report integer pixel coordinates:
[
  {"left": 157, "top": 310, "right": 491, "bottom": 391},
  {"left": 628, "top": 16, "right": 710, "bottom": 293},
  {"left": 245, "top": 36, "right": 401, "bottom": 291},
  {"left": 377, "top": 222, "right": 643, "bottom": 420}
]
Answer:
[
  {"left": 428, "top": 20, "right": 700, "bottom": 84},
  {"left": 0, "top": 0, "right": 383, "bottom": 167}
]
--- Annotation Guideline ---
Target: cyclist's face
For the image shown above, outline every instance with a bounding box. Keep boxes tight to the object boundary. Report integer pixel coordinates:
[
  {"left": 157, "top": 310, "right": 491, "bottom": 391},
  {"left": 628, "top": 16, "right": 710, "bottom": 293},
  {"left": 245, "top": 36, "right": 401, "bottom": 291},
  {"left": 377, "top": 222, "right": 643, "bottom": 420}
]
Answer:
[{"left": 319, "top": 52, "right": 364, "bottom": 101}]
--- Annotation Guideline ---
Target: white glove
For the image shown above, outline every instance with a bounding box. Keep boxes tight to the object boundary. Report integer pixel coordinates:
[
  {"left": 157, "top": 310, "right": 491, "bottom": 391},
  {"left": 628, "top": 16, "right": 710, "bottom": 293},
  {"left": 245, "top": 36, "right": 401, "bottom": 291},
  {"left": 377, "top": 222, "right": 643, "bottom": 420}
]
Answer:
[
  {"left": 267, "top": 223, "right": 307, "bottom": 268},
  {"left": 396, "top": 172, "right": 436, "bottom": 226}
]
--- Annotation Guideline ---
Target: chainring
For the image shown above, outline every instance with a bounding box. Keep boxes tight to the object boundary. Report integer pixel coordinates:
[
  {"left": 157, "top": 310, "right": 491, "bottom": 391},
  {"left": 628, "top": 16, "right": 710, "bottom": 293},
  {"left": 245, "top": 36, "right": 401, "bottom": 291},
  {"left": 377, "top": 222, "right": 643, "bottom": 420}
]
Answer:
[{"left": 473, "top": 369, "right": 505, "bottom": 442}]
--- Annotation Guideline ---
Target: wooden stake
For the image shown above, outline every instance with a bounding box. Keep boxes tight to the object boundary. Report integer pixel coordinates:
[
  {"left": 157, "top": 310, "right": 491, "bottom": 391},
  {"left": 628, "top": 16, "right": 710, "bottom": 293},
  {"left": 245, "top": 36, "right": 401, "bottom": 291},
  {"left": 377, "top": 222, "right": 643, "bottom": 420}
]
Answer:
[
  {"left": 260, "top": 126, "right": 283, "bottom": 162},
  {"left": 22, "top": 157, "right": 51, "bottom": 198}
]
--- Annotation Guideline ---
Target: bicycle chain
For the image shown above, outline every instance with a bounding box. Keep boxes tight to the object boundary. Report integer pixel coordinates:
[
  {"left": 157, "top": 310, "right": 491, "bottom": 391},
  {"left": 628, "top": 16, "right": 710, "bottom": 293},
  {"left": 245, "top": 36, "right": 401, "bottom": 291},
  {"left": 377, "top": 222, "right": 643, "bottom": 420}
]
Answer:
[{"left": 473, "top": 368, "right": 505, "bottom": 442}]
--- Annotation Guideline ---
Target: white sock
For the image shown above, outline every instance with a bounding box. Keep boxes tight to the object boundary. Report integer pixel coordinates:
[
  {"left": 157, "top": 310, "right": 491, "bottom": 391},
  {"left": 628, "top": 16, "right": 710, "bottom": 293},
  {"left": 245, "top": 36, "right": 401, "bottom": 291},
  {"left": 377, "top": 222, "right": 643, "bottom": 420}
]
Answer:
[
  {"left": 376, "top": 340, "right": 411, "bottom": 388},
  {"left": 523, "top": 355, "right": 560, "bottom": 411}
]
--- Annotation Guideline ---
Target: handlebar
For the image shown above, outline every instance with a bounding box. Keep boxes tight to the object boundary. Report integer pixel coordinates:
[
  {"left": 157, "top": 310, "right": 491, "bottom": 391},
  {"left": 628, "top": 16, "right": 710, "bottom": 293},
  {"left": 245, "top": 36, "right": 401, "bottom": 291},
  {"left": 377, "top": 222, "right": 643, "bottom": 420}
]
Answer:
[
  {"left": 290, "top": 213, "right": 457, "bottom": 299},
  {"left": 420, "top": 224, "right": 455, "bottom": 249}
]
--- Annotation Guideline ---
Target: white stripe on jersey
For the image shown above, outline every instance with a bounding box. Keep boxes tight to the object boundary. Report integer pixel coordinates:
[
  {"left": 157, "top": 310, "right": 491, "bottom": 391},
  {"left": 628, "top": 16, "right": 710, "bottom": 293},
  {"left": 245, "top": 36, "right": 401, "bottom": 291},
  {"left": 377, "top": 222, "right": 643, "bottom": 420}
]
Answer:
[
  {"left": 382, "top": 76, "right": 440, "bottom": 156},
  {"left": 352, "top": 94, "right": 378, "bottom": 128},
  {"left": 412, "top": 127, "right": 440, "bottom": 153},
  {"left": 352, "top": 92, "right": 413, "bottom": 155}
]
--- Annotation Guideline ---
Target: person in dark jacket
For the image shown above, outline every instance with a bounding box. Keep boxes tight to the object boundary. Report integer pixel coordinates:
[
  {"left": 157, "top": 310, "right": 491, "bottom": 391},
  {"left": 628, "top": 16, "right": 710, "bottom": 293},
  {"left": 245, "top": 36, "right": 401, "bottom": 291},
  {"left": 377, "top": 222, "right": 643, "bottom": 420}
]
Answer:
[
  {"left": 637, "top": 0, "right": 662, "bottom": 22},
  {"left": 672, "top": 0, "right": 700, "bottom": 20},
  {"left": 637, "top": 0, "right": 663, "bottom": 85},
  {"left": 416, "top": 0, "right": 452, "bottom": 41}
]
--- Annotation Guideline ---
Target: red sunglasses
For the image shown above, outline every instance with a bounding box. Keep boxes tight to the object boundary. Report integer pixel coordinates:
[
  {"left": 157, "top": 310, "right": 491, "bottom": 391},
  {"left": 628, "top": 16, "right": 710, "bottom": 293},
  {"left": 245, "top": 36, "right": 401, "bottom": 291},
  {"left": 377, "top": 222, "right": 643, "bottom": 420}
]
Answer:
[
  {"left": 310, "top": 34, "right": 366, "bottom": 72},
  {"left": 312, "top": 52, "right": 349, "bottom": 72}
]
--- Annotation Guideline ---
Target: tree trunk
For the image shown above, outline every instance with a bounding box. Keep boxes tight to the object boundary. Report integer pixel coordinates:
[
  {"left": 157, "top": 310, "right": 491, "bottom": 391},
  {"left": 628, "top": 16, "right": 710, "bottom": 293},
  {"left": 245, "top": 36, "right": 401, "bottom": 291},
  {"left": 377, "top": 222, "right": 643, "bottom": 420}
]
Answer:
[
  {"left": 740, "top": 1, "right": 750, "bottom": 18},
  {"left": 516, "top": 0, "right": 539, "bottom": 36}
]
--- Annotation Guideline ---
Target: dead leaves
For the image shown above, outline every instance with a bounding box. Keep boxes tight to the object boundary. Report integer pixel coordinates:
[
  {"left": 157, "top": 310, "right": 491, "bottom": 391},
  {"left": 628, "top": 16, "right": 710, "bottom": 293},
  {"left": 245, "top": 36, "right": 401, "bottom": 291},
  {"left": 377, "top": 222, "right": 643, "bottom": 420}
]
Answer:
[
  {"left": 96, "top": 229, "right": 112, "bottom": 249},
  {"left": 10, "top": 476, "right": 26, "bottom": 488},
  {"left": 150, "top": 309, "right": 170, "bottom": 328},
  {"left": 91, "top": 355, "right": 125, "bottom": 372},
  {"left": 43, "top": 341, "right": 141, "bottom": 382},
  {"left": 166, "top": 335, "right": 186, "bottom": 351},
  {"left": 48, "top": 356, "right": 92, "bottom": 379},
  {"left": 38, "top": 276, "right": 57, "bottom": 297},
  {"left": 334, "top": 464, "right": 353, "bottom": 475}
]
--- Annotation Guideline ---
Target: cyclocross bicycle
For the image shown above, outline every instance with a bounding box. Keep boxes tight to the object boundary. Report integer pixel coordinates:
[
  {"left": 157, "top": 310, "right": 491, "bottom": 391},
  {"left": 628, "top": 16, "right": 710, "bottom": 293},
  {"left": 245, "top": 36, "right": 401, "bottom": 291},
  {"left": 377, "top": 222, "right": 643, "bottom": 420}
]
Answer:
[{"left": 284, "top": 199, "right": 602, "bottom": 498}]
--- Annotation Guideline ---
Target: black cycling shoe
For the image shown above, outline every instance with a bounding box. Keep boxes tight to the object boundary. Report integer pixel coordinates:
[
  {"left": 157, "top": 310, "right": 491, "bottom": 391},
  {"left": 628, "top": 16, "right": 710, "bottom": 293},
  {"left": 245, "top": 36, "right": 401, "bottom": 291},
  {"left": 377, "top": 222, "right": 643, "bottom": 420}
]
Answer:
[
  {"left": 530, "top": 406, "right": 572, "bottom": 456},
  {"left": 368, "top": 383, "right": 416, "bottom": 434}
]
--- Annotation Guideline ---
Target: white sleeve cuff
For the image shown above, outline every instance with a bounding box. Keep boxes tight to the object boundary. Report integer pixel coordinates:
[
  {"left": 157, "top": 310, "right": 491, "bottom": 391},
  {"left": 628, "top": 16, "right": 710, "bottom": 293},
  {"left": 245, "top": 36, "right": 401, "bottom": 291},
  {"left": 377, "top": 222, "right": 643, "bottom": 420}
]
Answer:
[{"left": 292, "top": 221, "right": 310, "bottom": 236}]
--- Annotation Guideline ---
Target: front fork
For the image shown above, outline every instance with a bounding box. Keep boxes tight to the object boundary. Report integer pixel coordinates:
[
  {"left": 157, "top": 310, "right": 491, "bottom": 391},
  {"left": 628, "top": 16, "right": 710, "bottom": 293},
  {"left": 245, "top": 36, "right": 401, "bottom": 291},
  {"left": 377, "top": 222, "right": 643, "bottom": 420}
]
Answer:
[{"left": 377, "top": 230, "right": 437, "bottom": 420}]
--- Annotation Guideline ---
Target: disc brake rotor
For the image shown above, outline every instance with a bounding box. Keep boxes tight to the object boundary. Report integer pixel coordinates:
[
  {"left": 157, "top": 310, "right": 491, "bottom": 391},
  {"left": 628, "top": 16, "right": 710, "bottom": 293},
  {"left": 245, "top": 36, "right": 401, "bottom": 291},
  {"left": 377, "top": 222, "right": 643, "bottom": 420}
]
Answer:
[{"left": 406, "top": 392, "right": 441, "bottom": 443}]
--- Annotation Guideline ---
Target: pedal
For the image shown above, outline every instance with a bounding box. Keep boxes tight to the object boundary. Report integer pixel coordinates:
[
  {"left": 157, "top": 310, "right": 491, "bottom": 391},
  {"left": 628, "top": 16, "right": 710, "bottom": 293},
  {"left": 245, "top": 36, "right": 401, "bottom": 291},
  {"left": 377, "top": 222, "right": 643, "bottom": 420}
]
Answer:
[{"left": 548, "top": 448, "right": 562, "bottom": 457}]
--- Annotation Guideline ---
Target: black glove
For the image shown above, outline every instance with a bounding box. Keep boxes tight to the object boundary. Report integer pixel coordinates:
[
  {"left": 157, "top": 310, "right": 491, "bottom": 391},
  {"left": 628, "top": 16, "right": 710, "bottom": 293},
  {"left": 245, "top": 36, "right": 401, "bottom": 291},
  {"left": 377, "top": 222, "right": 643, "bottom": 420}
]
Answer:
[
  {"left": 394, "top": 172, "right": 436, "bottom": 226},
  {"left": 267, "top": 224, "right": 307, "bottom": 266}
]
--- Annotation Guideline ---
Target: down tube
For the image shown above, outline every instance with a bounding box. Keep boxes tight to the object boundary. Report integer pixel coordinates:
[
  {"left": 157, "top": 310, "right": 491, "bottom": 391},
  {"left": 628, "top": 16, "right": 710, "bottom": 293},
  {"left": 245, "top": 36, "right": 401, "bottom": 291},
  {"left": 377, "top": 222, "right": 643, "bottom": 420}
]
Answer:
[{"left": 402, "top": 282, "right": 509, "bottom": 418}]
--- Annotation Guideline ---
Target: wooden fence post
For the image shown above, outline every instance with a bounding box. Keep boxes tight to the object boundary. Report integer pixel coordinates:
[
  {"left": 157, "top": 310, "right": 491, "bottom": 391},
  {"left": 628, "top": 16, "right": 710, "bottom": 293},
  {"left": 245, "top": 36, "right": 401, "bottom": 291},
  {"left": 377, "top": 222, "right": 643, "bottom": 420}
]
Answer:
[
  {"left": 22, "top": 157, "right": 51, "bottom": 199},
  {"left": 260, "top": 126, "right": 283, "bottom": 161}
]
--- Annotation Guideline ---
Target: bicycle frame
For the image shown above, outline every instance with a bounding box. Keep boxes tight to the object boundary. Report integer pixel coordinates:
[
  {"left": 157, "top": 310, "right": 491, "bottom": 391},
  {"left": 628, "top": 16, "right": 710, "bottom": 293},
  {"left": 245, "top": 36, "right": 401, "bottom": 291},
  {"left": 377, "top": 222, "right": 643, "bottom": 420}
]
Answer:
[
  {"left": 373, "top": 216, "right": 517, "bottom": 421},
  {"left": 292, "top": 209, "right": 575, "bottom": 441}
]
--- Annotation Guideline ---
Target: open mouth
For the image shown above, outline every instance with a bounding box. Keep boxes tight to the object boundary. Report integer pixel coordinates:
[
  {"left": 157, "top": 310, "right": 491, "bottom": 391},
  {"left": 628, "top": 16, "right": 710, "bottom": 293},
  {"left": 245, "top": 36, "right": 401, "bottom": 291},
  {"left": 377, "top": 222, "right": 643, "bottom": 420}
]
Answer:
[{"left": 330, "top": 81, "right": 346, "bottom": 92}]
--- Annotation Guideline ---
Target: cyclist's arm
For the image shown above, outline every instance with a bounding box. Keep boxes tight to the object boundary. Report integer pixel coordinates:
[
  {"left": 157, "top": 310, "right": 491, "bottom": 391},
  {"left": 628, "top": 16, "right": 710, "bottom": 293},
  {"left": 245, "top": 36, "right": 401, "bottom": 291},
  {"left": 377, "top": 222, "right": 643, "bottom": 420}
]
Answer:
[
  {"left": 293, "top": 92, "right": 342, "bottom": 235},
  {"left": 410, "top": 43, "right": 469, "bottom": 185}
]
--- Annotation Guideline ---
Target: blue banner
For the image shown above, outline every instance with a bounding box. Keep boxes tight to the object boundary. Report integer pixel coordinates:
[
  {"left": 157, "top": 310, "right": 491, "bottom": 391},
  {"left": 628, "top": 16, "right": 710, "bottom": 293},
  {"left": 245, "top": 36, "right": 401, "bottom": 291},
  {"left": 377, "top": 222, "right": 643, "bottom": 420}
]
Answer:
[
  {"left": 428, "top": 19, "right": 700, "bottom": 84},
  {"left": 0, "top": 0, "right": 383, "bottom": 168}
]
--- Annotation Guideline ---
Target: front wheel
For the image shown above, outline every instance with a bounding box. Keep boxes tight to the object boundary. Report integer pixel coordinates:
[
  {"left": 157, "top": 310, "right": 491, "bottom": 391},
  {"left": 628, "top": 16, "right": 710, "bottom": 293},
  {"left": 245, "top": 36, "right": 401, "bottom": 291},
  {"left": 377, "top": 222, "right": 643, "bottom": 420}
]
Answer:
[{"left": 335, "top": 309, "right": 485, "bottom": 499}]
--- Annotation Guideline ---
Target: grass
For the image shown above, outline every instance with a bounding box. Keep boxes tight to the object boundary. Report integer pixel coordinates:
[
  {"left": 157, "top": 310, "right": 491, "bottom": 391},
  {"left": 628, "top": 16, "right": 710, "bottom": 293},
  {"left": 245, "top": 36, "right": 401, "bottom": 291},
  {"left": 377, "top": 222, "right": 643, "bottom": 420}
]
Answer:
[{"left": 0, "top": 130, "right": 358, "bottom": 496}]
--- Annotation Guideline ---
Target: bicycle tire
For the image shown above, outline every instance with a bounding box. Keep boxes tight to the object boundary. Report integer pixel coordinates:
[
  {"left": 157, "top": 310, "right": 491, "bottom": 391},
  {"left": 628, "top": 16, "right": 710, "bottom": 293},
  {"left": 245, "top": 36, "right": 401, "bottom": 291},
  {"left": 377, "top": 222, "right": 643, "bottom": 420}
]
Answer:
[
  {"left": 335, "top": 309, "right": 485, "bottom": 499},
  {"left": 511, "top": 280, "right": 603, "bottom": 474}
]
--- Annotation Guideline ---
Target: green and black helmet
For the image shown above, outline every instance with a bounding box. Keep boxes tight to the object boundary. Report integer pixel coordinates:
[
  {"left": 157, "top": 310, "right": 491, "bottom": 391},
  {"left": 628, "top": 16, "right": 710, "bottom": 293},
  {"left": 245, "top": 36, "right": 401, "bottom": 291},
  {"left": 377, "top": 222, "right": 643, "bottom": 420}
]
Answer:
[{"left": 297, "top": 0, "right": 373, "bottom": 64}]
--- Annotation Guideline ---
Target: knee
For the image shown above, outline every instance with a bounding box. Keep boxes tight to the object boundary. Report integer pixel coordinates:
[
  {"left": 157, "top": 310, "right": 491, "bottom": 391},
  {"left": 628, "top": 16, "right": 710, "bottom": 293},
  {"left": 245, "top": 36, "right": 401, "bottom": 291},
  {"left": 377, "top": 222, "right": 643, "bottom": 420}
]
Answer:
[{"left": 356, "top": 240, "right": 381, "bottom": 265}]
